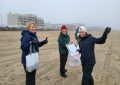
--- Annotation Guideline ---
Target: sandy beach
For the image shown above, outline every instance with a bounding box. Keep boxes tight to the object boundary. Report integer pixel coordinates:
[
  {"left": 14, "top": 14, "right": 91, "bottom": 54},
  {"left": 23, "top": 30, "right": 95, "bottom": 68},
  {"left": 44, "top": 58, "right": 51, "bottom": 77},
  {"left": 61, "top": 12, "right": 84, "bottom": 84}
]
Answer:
[{"left": 0, "top": 31, "right": 120, "bottom": 85}]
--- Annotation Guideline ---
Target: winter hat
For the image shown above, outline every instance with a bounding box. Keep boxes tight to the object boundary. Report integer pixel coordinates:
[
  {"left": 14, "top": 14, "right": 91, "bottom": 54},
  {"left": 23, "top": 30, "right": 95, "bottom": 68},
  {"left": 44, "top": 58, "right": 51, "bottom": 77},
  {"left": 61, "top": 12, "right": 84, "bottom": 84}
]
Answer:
[
  {"left": 79, "top": 26, "right": 87, "bottom": 33},
  {"left": 61, "top": 25, "right": 67, "bottom": 31}
]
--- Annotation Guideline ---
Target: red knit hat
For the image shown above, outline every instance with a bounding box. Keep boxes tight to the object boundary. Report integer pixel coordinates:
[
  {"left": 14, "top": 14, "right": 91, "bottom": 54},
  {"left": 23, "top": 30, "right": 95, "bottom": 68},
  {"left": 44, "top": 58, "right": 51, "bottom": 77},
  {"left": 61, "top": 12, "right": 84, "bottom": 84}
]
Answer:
[{"left": 61, "top": 25, "right": 67, "bottom": 31}]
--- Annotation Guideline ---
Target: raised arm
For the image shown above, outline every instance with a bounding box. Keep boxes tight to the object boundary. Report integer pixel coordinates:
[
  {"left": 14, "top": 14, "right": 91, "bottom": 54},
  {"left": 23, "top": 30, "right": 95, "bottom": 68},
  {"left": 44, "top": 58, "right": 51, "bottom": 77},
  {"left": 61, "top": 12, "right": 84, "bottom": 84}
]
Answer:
[
  {"left": 92, "top": 27, "right": 111, "bottom": 44},
  {"left": 37, "top": 37, "right": 48, "bottom": 47}
]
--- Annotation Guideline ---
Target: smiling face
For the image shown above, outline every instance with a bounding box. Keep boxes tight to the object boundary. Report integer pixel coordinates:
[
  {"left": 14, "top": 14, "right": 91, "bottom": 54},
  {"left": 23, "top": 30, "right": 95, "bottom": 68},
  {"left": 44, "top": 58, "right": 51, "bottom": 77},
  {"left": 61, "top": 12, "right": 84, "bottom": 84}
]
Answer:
[
  {"left": 79, "top": 31, "right": 86, "bottom": 38},
  {"left": 61, "top": 29, "right": 67, "bottom": 35},
  {"left": 28, "top": 23, "right": 37, "bottom": 33}
]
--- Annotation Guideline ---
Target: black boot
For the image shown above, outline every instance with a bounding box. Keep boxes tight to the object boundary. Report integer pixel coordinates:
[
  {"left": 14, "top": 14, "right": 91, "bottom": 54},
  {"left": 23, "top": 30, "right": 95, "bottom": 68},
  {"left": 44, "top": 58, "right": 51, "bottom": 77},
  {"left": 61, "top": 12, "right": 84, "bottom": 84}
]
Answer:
[
  {"left": 61, "top": 73, "right": 67, "bottom": 78},
  {"left": 64, "top": 69, "right": 67, "bottom": 72},
  {"left": 60, "top": 69, "right": 67, "bottom": 78},
  {"left": 60, "top": 53, "right": 68, "bottom": 78}
]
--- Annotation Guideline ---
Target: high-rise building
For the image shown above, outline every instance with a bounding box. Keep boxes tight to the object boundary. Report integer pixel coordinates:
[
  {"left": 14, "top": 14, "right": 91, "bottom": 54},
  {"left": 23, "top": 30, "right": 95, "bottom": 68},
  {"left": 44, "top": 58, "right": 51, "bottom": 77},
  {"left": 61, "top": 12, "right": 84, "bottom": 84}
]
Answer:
[{"left": 7, "top": 12, "right": 44, "bottom": 29}]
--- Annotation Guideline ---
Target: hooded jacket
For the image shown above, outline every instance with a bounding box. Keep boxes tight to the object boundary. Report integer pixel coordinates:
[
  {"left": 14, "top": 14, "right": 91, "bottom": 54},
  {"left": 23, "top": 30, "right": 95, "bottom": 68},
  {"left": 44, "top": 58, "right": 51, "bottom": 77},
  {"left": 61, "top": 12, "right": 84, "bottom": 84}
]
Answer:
[{"left": 20, "top": 30, "right": 45, "bottom": 64}]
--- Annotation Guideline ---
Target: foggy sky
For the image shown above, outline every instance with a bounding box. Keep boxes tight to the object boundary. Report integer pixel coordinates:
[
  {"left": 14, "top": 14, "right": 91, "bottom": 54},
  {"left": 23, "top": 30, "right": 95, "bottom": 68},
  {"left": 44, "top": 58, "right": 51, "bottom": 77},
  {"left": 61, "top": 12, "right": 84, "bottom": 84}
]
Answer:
[{"left": 0, "top": 0, "right": 120, "bottom": 29}]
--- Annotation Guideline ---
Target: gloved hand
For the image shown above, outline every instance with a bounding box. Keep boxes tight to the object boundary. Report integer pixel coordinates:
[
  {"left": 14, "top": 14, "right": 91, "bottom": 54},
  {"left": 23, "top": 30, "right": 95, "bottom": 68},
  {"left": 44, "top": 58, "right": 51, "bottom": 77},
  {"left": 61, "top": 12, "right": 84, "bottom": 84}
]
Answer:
[
  {"left": 43, "top": 37, "right": 48, "bottom": 44},
  {"left": 104, "top": 27, "right": 111, "bottom": 34},
  {"left": 31, "top": 39, "right": 38, "bottom": 44}
]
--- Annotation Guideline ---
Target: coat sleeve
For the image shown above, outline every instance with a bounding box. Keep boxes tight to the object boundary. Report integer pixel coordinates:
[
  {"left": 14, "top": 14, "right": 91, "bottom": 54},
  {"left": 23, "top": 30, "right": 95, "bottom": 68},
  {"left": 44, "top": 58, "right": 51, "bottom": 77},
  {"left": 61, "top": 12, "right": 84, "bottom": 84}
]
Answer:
[
  {"left": 58, "top": 37, "right": 67, "bottom": 48},
  {"left": 92, "top": 32, "right": 108, "bottom": 44},
  {"left": 21, "top": 34, "right": 31, "bottom": 51},
  {"left": 37, "top": 40, "right": 45, "bottom": 47}
]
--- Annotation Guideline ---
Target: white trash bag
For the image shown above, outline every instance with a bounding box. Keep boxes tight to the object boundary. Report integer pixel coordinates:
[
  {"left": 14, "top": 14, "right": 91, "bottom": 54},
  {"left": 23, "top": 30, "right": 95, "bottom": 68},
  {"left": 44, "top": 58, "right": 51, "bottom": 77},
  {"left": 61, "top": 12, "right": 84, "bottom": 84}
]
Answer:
[
  {"left": 26, "top": 45, "right": 39, "bottom": 72},
  {"left": 66, "top": 43, "right": 81, "bottom": 67}
]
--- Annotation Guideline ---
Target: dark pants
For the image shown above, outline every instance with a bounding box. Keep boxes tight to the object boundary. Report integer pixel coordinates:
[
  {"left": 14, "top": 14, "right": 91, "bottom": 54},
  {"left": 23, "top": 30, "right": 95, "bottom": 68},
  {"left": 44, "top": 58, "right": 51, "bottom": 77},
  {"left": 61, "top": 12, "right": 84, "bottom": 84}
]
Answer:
[
  {"left": 81, "top": 64, "right": 94, "bottom": 85},
  {"left": 60, "top": 53, "right": 68, "bottom": 75},
  {"left": 23, "top": 65, "right": 36, "bottom": 85}
]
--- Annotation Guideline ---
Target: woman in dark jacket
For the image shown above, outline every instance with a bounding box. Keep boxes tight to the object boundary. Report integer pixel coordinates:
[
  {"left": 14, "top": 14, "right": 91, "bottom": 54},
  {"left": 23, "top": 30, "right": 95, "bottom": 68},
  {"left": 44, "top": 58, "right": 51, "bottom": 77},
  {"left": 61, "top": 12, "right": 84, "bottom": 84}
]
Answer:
[
  {"left": 20, "top": 22, "right": 48, "bottom": 85},
  {"left": 78, "top": 26, "right": 111, "bottom": 85},
  {"left": 58, "top": 25, "right": 70, "bottom": 78}
]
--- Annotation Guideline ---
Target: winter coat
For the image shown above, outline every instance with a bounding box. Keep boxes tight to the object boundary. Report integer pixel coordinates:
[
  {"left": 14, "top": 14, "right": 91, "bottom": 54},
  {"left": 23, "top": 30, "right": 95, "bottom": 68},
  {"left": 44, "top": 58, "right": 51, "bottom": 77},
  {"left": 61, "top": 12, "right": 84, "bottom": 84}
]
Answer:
[
  {"left": 20, "top": 30, "right": 45, "bottom": 64},
  {"left": 79, "top": 32, "right": 109, "bottom": 64},
  {"left": 58, "top": 32, "right": 70, "bottom": 54}
]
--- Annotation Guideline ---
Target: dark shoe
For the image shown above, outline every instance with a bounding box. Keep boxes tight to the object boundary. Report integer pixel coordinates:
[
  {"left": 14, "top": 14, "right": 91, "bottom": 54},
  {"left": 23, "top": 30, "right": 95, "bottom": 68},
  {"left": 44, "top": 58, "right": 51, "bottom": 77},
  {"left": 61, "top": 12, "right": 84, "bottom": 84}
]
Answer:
[
  {"left": 65, "top": 69, "right": 67, "bottom": 72},
  {"left": 61, "top": 74, "right": 67, "bottom": 78}
]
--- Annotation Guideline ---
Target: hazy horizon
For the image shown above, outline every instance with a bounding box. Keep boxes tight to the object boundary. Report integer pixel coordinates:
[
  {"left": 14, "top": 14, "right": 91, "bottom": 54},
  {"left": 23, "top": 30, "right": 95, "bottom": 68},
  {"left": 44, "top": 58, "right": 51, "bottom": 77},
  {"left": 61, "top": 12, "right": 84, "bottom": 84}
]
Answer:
[{"left": 0, "top": 0, "right": 120, "bottom": 29}]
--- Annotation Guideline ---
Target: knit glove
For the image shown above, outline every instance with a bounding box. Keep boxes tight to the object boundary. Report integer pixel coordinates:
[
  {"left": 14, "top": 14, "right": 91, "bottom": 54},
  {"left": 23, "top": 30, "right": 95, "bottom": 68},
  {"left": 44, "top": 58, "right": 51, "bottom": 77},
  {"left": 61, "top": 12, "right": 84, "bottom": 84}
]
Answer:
[{"left": 104, "top": 27, "right": 111, "bottom": 34}]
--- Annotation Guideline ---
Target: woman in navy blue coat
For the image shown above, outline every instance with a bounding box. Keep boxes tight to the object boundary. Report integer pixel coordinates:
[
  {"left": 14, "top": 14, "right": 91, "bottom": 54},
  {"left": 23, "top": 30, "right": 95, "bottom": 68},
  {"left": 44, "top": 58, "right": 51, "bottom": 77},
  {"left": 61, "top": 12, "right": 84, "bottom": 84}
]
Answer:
[
  {"left": 20, "top": 22, "right": 48, "bottom": 85},
  {"left": 78, "top": 26, "right": 111, "bottom": 85}
]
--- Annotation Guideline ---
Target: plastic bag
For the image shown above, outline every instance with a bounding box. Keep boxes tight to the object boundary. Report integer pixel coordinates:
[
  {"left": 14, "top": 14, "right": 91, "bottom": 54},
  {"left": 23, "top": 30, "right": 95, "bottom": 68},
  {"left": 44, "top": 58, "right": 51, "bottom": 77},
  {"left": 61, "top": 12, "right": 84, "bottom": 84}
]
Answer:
[
  {"left": 26, "top": 52, "right": 39, "bottom": 72},
  {"left": 26, "top": 44, "right": 39, "bottom": 72},
  {"left": 66, "top": 43, "right": 81, "bottom": 67},
  {"left": 68, "top": 52, "right": 81, "bottom": 67}
]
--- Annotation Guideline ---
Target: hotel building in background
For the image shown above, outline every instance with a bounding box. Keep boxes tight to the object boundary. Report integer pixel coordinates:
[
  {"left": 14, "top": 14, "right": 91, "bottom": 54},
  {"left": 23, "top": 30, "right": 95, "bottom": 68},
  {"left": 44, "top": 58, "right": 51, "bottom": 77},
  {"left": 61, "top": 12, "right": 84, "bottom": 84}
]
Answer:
[{"left": 7, "top": 12, "right": 45, "bottom": 29}]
